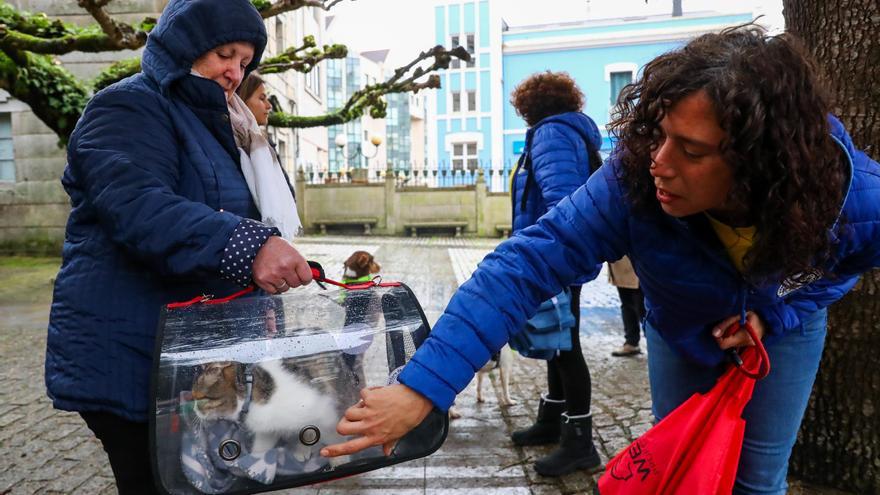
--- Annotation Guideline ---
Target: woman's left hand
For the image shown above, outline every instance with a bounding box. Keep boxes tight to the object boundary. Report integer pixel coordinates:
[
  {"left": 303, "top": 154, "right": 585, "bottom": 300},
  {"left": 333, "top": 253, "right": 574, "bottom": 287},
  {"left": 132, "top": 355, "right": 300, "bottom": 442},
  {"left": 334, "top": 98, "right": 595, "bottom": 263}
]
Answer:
[{"left": 712, "top": 311, "right": 766, "bottom": 350}]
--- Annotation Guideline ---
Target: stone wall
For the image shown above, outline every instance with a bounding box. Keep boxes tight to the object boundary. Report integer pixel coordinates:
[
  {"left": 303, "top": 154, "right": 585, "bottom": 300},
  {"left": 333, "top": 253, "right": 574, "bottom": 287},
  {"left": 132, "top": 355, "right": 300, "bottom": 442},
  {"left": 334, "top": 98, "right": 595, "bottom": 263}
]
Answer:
[{"left": 298, "top": 170, "right": 512, "bottom": 237}]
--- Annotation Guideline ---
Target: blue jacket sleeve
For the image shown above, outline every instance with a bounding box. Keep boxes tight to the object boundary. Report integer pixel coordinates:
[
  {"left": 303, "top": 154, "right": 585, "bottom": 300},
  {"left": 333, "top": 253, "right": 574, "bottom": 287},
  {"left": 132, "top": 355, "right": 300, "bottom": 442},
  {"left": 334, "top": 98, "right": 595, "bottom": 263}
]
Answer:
[
  {"left": 68, "top": 88, "right": 245, "bottom": 278},
  {"left": 530, "top": 124, "right": 591, "bottom": 211},
  {"left": 398, "top": 166, "right": 630, "bottom": 410},
  {"left": 756, "top": 160, "right": 880, "bottom": 335}
]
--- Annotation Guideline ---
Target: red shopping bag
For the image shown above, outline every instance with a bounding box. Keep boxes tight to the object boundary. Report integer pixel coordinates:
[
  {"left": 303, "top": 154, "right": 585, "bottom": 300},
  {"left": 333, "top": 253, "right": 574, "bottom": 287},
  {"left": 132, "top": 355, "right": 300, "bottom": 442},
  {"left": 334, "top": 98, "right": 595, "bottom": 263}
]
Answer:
[{"left": 598, "top": 321, "right": 770, "bottom": 495}]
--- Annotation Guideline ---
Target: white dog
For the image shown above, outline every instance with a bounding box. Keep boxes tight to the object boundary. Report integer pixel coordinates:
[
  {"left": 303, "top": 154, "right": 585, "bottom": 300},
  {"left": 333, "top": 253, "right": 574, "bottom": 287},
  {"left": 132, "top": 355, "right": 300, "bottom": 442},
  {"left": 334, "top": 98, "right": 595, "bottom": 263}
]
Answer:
[
  {"left": 448, "top": 345, "right": 516, "bottom": 420},
  {"left": 477, "top": 345, "right": 516, "bottom": 406}
]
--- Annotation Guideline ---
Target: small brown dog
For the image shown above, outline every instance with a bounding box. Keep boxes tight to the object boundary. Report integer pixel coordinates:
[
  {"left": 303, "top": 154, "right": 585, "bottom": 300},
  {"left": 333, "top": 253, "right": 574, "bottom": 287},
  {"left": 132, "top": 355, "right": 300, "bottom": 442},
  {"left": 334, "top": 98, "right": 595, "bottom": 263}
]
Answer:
[{"left": 343, "top": 250, "right": 381, "bottom": 283}]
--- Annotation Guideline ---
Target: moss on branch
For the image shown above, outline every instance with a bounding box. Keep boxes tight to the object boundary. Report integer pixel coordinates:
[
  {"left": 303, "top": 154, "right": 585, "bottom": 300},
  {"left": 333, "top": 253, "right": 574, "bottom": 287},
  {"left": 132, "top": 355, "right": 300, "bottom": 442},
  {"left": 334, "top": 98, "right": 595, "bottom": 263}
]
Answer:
[{"left": 0, "top": 50, "right": 89, "bottom": 143}]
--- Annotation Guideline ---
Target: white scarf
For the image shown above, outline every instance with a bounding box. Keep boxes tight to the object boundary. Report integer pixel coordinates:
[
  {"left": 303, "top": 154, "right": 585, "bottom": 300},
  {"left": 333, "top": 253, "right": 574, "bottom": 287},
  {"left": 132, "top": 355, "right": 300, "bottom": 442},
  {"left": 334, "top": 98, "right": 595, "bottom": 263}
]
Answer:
[{"left": 227, "top": 92, "right": 302, "bottom": 239}]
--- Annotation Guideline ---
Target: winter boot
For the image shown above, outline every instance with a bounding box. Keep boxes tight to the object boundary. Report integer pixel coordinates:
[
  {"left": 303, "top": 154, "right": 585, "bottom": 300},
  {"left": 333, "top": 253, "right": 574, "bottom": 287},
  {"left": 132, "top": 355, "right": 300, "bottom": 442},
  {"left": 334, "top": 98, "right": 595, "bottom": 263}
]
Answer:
[
  {"left": 510, "top": 395, "right": 565, "bottom": 446},
  {"left": 534, "top": 412, "right": 602, "bottom": 477}
]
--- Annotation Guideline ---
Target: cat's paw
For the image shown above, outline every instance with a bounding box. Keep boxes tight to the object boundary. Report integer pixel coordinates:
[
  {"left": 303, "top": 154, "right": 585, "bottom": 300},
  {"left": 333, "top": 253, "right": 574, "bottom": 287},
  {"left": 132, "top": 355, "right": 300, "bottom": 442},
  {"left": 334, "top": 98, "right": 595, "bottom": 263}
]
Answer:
[
  {"left": 328, "top": 454, "right": 351, "bottom": 468},
  {"left": 293, "top": 445, "right": 313, "bottom": 463}
]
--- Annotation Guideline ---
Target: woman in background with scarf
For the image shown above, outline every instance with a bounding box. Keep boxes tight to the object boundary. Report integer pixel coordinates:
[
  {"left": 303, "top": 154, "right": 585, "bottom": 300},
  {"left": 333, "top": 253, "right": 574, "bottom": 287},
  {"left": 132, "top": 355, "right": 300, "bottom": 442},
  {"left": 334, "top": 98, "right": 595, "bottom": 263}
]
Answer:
[{"left": 233, "top": 72, "right": 302, "bottom": 240}]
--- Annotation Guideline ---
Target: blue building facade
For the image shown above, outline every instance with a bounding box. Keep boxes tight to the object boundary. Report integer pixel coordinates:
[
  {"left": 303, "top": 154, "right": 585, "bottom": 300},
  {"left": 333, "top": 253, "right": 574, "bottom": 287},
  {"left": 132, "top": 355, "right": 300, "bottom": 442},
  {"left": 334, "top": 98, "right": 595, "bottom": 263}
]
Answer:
[{"left": 433, "top": 1, "right": 753, "bottom": 190}]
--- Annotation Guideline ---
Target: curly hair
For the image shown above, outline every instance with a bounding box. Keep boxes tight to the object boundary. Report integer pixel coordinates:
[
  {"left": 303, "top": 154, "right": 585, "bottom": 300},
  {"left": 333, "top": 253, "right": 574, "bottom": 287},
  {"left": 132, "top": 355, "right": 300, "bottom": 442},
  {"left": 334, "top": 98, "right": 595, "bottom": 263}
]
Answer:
[
  {"left": 609, "top": 24, "right": 845, "bottom": 282},
  {"left": 511, "top": 71, "right": 584, "bottom": 126}
]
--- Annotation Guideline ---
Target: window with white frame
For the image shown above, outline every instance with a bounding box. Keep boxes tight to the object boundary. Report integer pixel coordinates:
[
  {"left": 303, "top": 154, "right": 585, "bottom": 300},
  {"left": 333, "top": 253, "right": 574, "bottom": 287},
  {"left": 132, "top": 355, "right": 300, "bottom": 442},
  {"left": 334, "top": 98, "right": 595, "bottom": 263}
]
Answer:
[
  {"left": 466, "top": 90, "right": 476, "bottom": 111},
  {"left": 452, "top": 142, "right": 478, "bottom": 171},
  {"left": 450, "top": 34, "right": 476, "bottom": 68},
  {"left": 610, "top": 71, "right": 633, "bottom": 107},
  {"left": 450, "top": 91, "right": 474, "bottom": 113},
  {"left": 289, "top": 100, "right": 299, "bottom": 160},
  {"left": 278, "top": 139, "right": 287, "bottom": 168},
  {"left": 275, "top": 19, "right": 284, "bottom": 55},
  {"left": 0, "top": 113, "right": 13, "bottom": 182},
  {"left": 306, "top": 64, "right": 321, "bottom": 99}
]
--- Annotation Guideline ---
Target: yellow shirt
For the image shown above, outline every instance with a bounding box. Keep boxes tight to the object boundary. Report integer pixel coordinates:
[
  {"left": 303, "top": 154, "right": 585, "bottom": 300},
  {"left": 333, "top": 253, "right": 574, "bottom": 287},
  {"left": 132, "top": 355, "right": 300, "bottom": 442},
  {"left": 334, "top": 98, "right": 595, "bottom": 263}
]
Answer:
[{"left": 705, "top": 213, "right": 756, "bottom": 273}]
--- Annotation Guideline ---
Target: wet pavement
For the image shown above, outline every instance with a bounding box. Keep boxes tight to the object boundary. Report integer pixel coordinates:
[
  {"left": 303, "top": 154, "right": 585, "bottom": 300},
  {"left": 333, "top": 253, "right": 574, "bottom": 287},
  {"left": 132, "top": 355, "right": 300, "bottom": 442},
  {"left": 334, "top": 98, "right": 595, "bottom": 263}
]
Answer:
[{"left": 0, "top": 235, "right": 847, "bottom": 494}]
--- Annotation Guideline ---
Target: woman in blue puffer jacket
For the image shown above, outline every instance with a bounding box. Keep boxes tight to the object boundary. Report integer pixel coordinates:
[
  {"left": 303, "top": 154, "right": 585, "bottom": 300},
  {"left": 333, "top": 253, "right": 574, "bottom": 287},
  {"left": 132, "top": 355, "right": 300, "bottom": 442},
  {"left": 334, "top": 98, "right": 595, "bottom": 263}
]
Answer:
[
  {"left": 507, "top": 71, "right": 604, "bottom": 477},
  {"left": 45, "top": 0, "right": 313, "bottom": 490},
  {"left": 322, "top": 25, "right": 880, "bottom": 495}
]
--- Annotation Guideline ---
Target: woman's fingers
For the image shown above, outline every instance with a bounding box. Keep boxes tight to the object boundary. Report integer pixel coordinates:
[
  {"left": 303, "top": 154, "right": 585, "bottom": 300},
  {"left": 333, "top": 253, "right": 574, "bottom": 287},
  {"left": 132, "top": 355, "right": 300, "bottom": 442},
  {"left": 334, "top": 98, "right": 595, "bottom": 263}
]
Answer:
[
  {"left": 713, "top": 311, "right": 767, "bottom": 350},
  {"left": 252, "top": 236, "right": 312, "bottom": 291},
  {"left": 715, "top": 328, "right": 755, "bottom": 350},
  {"left": 711, "top": 314, "right": 741, "bottom": 339},
  {"left": 321, "top": 436, "right": 378, "bottom": 458}
]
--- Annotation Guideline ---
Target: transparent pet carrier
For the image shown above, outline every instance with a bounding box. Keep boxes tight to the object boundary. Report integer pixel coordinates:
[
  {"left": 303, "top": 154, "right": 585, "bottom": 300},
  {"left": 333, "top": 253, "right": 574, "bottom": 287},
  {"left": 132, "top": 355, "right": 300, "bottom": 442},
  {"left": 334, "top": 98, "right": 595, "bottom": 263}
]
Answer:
[{"left": 150, "top": 282, "right": 448, "bottom": 494}]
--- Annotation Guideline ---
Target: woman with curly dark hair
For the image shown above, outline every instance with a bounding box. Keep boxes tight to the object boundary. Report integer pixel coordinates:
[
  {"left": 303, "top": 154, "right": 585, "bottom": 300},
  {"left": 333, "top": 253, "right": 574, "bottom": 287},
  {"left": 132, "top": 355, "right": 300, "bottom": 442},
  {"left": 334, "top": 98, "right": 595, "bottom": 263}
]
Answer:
[
  {"left": 507, "top": 71, "right": 604, "bottom": 476},
  {"left": 322, "top": 25, "right": 880, "bottom": 494}
]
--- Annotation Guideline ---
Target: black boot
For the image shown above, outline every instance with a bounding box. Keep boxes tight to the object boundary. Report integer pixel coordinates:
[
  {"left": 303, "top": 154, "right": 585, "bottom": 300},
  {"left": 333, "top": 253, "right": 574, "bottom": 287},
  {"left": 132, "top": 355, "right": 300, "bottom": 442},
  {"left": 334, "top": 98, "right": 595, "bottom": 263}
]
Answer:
[
  {"left": 534, "top": 412, "right": 602, "bottom": 477},
  {"left": 510, "top": 395, "right": 565, "bottom": 446}
]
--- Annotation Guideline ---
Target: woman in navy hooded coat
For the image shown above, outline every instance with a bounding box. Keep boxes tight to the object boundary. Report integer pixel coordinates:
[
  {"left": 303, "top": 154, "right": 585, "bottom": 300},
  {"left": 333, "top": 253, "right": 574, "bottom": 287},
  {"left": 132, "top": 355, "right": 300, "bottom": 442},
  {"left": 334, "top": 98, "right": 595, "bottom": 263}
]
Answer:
[
  {"left": 45, "top": 0, "right": 313, "bottom": 490},
  {"left": 322, "top": 26, "right": 880, "bottom": 495}
]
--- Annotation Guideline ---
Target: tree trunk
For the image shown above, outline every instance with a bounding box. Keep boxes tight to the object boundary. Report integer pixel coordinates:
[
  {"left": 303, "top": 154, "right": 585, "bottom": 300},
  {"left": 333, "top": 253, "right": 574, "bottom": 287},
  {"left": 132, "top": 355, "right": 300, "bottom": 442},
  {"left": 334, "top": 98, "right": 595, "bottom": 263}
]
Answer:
[{"left": 784, "top": 0, "right": 880, "bottom": 492}]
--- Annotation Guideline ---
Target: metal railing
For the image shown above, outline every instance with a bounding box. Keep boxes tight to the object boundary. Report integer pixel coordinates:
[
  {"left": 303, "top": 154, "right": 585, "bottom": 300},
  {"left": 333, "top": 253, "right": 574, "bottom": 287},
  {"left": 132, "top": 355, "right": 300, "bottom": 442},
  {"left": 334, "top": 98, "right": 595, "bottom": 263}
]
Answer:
[{"left": 297, "top": 161, "right": 518, "bottom": 193}]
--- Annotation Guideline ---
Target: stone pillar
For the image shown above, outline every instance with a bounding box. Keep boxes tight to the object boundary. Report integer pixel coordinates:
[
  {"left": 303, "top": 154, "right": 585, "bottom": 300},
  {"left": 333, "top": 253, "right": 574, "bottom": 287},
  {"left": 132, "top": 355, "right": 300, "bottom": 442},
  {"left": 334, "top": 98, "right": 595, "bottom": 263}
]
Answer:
[
  {"left": 384, "top": 162, "right": 397, "bottom": 235},
  {"left": 475, "top": 168, "right": 487, "bottom": 237},
  {"left": 295, "top": 167, "right": 307, "bottom": 229}
]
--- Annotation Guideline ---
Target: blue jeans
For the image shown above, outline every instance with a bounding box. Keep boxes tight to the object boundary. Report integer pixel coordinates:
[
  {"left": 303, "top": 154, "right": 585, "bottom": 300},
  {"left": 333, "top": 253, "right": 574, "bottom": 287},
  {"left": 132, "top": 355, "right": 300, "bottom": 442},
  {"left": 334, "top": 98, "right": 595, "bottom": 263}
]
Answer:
[{"left": 646, "top": 309, "right": 827, "bottom": 495}]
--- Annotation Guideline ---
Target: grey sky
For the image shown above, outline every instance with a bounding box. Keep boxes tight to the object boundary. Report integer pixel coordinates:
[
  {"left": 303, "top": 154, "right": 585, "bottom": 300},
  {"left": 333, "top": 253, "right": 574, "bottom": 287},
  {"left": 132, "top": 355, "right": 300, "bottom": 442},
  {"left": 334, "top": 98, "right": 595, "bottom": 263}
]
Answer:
[{"left": 327, "top": 0, "right": 785, "bottom": 68}]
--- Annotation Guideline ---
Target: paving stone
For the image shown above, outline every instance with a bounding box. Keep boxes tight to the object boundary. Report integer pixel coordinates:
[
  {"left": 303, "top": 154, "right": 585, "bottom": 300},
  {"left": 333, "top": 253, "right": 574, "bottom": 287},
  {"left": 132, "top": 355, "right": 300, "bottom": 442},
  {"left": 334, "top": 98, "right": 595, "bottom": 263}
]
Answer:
[{"left": 0, "top": 235, "right": 849, "bottom": 494}]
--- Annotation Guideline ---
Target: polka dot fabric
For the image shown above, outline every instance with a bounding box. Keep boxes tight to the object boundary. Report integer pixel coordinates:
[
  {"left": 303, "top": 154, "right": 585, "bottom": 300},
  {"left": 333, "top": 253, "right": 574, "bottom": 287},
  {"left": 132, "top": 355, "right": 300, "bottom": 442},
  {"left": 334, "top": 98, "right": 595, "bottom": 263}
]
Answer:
[{"left": 220, "top": 218, "right": 280, "bottom": 287}]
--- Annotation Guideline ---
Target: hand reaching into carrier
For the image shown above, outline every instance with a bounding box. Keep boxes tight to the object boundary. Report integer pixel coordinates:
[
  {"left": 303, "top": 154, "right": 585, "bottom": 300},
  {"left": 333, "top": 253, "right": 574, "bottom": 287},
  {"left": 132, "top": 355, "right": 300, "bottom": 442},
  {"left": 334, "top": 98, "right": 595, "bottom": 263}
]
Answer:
[
  {"left": 321, "top": 384, "right": 434, "bottom": 457},
  {"left": 253, "top": 236, "right": 313, "bottom": 294},
  {"left": 712, "top": 311, "right": 766, "bottom": 350}
]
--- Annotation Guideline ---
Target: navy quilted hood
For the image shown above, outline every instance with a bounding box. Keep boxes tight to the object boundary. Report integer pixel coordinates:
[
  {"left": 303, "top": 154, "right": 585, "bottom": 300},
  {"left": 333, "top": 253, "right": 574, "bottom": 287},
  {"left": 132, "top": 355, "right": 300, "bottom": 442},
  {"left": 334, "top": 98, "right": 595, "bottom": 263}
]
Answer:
[{"left": 142, "top": 0, "right": 267, "bottom": 92}]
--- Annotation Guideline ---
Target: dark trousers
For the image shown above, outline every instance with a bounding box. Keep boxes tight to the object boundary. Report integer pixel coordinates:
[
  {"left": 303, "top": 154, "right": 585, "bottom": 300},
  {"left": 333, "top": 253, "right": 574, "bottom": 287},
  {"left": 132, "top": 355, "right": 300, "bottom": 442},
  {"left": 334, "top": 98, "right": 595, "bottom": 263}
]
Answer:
[
  {"left": 617, "top": 287, "right": 646, "bottom": 346},
  {"left": 80, "top": 412, "right": 158, "bottom": 495},
  {"left": 546, "top": 285, "right": 591, "bottom": 415}
]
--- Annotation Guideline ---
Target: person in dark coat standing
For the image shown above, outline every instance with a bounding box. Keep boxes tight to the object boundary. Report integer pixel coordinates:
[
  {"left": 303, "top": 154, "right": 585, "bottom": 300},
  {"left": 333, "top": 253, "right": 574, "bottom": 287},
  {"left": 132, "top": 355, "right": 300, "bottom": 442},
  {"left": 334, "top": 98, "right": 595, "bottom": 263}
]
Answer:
[
  {"left": 44, "top": 0, "right": 312, "bottom": 491},
  {"left": 608, "top": 256, "right": 646, "bottom": 356},
  {"left": 507, "top": 71, "right": 605, "bottom": 477}
]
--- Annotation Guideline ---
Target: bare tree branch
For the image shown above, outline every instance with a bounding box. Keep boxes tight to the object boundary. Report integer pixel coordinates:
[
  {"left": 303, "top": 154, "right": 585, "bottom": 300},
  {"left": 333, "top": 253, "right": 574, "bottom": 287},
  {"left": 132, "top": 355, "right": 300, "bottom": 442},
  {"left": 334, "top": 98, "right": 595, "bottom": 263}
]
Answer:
[
  {"left": 0, "top": 25, "right": 137, "bottom": 54},
  {"left": 269, "top": 45, "right": 469, "bottom": 128},
  {"left": 0, "top": 3, "right": 153, "bottom": 55},
  {"left": 0, "top": 1, "right": 461, "bottom": 142},
  {"left": 76, "top": 0, "right": 148, "bottom": 50},
  {"left": 255, "top": 0, "right": 352, "bottom": 19},
  {"left": 259, "top": 35, "right": 347, "bottom": 74}
]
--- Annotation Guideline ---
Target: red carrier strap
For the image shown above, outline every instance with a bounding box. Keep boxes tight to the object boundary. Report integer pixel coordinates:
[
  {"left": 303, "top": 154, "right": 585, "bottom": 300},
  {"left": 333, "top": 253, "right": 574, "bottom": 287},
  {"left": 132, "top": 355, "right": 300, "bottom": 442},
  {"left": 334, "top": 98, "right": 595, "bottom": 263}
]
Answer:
[
  {"left": 166, "top": 261, "right": 400, "bottom": 309},
  {"left": 722, "top": 320, "right": 771, "bottom": 380}
]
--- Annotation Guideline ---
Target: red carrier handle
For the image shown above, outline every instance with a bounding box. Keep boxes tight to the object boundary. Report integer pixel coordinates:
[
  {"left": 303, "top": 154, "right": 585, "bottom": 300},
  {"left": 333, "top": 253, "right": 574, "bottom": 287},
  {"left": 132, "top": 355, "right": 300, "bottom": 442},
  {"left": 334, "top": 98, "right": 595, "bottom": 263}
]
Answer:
[
  {"left": 167, "top": 260, "right": 400, "bottom": 309},
  {"left": 722, "top": 320, "right": 771, "bottom": 380}
]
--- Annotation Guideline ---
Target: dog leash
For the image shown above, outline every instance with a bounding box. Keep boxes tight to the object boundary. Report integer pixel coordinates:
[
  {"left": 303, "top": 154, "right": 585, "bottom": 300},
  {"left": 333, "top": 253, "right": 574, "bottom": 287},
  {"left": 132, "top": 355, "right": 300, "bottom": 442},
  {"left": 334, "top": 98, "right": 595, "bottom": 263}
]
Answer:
[{"left": 166, "top": 261, "right": 400, "bottom": 309}]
